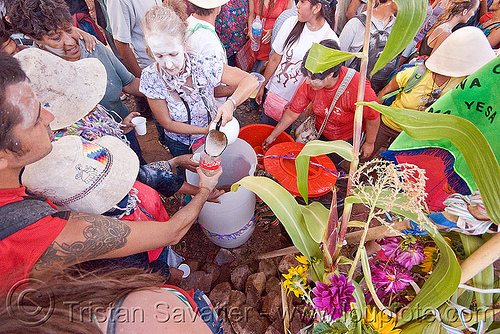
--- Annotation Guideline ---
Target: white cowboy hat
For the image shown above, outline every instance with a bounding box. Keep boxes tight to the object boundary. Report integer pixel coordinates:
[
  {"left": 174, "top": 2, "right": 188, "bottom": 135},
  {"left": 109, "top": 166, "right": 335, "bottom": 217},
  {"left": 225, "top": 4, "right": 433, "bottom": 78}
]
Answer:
[
  {"left": 426, "top": 26, "right": 496, "bottom": 77},
  {"left": 186, "top": 0, "right": 229, "bottom": 9},
  {"left": 22, "top": 135, "right": 139, "bottom": 214},
  {"left": 14, "top": 48, "right": 107, "bottom": 130}
]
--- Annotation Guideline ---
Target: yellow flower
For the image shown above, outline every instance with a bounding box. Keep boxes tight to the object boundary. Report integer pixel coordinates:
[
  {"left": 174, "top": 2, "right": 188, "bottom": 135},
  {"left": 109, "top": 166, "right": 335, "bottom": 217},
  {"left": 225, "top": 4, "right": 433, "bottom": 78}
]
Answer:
[
  {"left": 420, "top": 245, "right": 438, "bottom": 276},
  {"left": 363, "top": 306, "right": 401, "bottom": 334},
  {"left": 283, "top": 265, "right": 308, "bottom": 297},
  {"left": 295, "top": 255, "right": 309, "bottom": 269}
]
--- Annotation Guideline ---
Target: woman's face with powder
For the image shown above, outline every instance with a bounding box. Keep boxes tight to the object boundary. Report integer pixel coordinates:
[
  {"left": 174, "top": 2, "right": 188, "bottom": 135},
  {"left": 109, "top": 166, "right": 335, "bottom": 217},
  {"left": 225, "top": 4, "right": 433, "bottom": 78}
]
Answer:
[{"left": 147, "top": 34, "right": 185, "bottom": 75}]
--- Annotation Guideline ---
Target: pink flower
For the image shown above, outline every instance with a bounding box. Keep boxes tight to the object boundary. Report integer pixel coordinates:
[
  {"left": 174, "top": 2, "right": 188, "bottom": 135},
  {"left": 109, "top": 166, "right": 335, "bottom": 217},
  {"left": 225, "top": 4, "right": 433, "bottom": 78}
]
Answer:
[
  {"left": 371, "top": 261, "right": 414, "bottom": 294},
  {"left": 312, "top": 274, "right": 356, "bottom": 320},
  {"left": 379, "top": 237, "right": 425, "bottom": 270}
]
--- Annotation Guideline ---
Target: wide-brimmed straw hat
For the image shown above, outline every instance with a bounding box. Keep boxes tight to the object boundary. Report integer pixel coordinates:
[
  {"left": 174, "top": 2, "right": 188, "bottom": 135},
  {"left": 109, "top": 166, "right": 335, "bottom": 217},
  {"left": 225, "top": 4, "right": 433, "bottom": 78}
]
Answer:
[
  {"left": 426, "top": 26, "right": 496, "bottom": 77},
  {"left": 22, "top": 135, "right": 139, "bottom": 214},
  {"left": 186, "top": 0, "right": 229, "bottom": 9},
  {"left": 14, "top": 48, "right": 107, "bottom": 130}
]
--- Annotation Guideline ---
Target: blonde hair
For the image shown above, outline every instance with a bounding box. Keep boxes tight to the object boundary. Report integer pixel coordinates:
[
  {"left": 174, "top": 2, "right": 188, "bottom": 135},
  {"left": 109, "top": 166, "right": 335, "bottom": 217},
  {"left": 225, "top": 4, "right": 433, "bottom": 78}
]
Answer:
[{"left": 142, "top": 3, "right": 187, "bottom": 43}]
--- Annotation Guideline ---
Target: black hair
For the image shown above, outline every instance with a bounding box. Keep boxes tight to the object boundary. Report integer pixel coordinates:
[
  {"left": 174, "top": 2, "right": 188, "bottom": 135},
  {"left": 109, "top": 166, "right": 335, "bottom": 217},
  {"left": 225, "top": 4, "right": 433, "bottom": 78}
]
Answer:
[
  {"left": 283, "top": 0, "right": 337, "bottom": 49},
  {"left": 300, "top": 39, "right": 342, "bottom": 79},
  {"left": 6, "top": 0, "right": 73, "bottom": 40},
  {"left": 189, "top": 3, "right": 215, "bottom": 16},
  {"left": 0, "top": 52, "right": 26, "bottom": 153}
]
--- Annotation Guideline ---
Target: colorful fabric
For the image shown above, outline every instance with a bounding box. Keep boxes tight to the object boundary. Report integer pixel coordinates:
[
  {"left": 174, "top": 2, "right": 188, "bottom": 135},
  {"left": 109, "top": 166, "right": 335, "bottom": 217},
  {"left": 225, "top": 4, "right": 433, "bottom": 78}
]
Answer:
[
  {"left": 387, "top": 56, "right": 500, "bottom": 199},
  {"left": 289, "top": 66, "right": 379, "bottom": 141},
  {"left": 52, "top": 105, "right": 128, "bottom": 144},
  {"left": 479, "top": 13, "right": 500, "bottom": 48},
  {"left": 215, "top": 0, "right": 249, "bottom": 57},
  {"left": 382, "top": 147, "right": 470, "bottom": 211},
  {"left": 382, "top": 66, "right": 465, "bottom": 131},
  {"left": 140, "top": 52, "right": 223, "bottom": 146},
  {"left": 0, "top": 186, "right": 69, "bottom": 294}
]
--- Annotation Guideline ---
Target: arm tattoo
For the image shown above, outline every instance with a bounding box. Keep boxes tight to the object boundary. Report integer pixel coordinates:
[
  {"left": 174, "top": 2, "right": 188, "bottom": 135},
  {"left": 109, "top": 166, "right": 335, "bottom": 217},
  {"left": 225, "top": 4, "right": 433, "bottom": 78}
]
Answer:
[{"left": 33, "top": 213, "right": 131, "bottom": 271}]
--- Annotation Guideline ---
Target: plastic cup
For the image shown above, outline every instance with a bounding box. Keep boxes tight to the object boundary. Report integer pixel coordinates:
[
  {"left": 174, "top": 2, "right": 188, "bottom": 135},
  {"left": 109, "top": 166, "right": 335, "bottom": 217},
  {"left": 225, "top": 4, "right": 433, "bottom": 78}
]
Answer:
[
  {"left": 131, "top": 116, "right": 147, "bottom": 135},
  {"left": 178, "top": 263, "right": 191, "bottom": 278},
  {"left": 250, "top": 72, "right": 265, "bottom": 99}
]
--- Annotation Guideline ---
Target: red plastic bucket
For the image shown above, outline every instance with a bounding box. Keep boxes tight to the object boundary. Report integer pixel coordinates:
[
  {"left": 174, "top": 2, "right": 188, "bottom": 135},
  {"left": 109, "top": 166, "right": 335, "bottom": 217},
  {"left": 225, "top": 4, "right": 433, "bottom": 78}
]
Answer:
[{"left": 238, "top": 124, "right": 294, "bottom": 167}]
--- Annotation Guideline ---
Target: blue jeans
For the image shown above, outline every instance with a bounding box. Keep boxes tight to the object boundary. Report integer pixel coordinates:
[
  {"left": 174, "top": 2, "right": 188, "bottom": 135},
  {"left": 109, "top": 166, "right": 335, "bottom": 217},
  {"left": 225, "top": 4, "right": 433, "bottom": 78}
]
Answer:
[
  {"left": 125, "top": 131, "right": 147, "bottom": 165},
  {"left": 164, "top": 134, "right": 192, "bottom": 178}
]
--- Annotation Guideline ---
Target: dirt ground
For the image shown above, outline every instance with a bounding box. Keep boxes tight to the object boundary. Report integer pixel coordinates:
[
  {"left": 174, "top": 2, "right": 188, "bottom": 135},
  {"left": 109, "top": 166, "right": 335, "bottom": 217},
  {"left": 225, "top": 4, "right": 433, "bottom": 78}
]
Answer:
[{"left": 128, "top": 96, "right": 296, "bottom": 270}]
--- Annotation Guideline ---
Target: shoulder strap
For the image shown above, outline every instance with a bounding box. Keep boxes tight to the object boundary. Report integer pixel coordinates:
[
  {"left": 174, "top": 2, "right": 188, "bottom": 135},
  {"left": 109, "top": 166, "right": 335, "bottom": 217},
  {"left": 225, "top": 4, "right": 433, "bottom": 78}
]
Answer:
[
  {"left": 317, "top": 68, "right": 356, "bottom": 138},
  {"left": 379, "top": 62, "right": 427, "bottom": 101},
  {"left": 355, "top": 13, "right": 367, "bottom": 27},
  {"left": 0, "top": 197, "right": 60, "bottom": 241}
]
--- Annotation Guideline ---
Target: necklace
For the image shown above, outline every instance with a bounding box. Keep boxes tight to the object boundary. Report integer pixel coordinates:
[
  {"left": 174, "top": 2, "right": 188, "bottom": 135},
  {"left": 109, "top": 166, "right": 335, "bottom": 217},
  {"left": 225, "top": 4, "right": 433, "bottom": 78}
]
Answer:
[{"left": 420, "top": 74, "right": 451, "bottom": 110}]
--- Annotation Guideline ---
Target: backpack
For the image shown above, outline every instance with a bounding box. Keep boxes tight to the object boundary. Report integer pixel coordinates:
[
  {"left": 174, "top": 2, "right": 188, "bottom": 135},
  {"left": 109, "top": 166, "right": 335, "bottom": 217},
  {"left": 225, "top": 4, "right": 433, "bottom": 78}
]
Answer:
[
  {"left": 380, "top": 61, "right": 427, "bottom": 105},
  {"left": 347, "top": 13, "right": 399, "bottom": 93}
]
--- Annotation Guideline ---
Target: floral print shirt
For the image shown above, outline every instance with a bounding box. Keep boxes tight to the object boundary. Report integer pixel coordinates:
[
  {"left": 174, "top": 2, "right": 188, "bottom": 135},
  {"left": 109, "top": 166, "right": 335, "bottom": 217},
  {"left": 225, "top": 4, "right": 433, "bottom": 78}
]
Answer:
[
  {"left": 139, "top": 52, "right": 223, "bottom": 146},
  {"left": 215, "top": 0, "right": 249, "bottom": 57}
]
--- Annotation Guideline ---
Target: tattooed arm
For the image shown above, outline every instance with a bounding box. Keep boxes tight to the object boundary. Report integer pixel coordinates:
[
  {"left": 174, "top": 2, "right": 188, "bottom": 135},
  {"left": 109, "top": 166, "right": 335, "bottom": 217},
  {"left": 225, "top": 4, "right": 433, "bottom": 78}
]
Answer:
[{"left": 32, "top": 168, "right": 221, "bottom": 276}]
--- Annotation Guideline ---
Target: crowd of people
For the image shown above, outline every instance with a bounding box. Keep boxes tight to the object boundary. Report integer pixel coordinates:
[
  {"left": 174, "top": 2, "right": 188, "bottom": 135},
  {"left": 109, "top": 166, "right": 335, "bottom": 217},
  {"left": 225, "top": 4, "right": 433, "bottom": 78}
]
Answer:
[{"left": 0, "top": 0, "right": 498, "bottom": 331}]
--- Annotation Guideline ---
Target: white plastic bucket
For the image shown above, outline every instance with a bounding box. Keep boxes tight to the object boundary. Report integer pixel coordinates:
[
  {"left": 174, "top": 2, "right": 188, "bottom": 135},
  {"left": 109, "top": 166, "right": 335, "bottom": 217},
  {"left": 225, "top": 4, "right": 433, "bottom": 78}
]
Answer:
[{"left": 186, "top": 138, "right": 257, "bottom": 248}]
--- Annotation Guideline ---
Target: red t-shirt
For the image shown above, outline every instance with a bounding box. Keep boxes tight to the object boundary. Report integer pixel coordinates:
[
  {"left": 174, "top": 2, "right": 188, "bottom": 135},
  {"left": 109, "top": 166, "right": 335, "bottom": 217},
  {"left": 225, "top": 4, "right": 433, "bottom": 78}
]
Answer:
[
  {"left": 290, "top": 66, "right": 379, "bottom": 141},
  {"left": 0, "top": 186, "right": 69, "bottom": 294}
]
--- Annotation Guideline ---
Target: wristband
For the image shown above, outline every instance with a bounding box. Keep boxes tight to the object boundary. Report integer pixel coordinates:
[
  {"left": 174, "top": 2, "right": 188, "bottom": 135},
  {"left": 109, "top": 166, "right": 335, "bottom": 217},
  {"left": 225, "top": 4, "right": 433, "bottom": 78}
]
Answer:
[{"left": 228, "top": 96, "right": 237, "bottom": 112}]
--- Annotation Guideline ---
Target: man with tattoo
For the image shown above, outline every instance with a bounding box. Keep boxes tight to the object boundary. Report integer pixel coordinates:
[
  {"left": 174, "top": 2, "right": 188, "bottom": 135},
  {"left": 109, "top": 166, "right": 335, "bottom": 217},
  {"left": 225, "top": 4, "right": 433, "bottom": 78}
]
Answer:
[{"left": 0, "top": 53, "right": 222, "bottom": 292}]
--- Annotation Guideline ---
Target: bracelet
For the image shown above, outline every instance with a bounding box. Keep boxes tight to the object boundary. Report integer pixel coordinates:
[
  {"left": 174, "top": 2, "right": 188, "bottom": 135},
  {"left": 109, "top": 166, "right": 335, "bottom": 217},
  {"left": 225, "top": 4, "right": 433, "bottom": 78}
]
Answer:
[{"left": 227, "top": 96, "right": 237, "bottom": 112}]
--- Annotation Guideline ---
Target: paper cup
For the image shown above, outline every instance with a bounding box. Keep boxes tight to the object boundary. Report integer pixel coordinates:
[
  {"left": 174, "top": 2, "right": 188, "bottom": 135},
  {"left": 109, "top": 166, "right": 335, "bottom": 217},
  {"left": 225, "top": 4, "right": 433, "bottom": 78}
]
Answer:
[{"left": 131, "top": 116, "right": 147, "bottom": 135}]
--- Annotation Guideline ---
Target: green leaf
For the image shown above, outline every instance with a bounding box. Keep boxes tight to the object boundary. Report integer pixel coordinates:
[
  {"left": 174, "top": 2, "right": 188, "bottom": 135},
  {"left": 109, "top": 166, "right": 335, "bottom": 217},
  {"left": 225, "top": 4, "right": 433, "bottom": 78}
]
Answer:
[
  {"left": 313, "top": 322, "right": 336, "bottom": 334},
  {"left": 296, "top": 140, "right": 353, "bottom": 204},
  {"left": 460, "top": 234, "right": 495, "bottom": 329},
  {"left": 348, "top": 221, "right": 367, "bottom": 227},
  {"left": 305, "top": 43, "right": 358, "bottom": 74},
  {"left": 371, "top": 0, "right": 427, "bottom": 75},
  {"left": 232, "top": 177, "right": 324, "bottom": 281},
  {"left": 351, "top": 281, "right": 366, "bottom": 324},
  {"left": 400, "top": 319, "right": 435, "bottom": 334},
  {"left": 337, "top": 255, "right": 353, "bottom": 264},
  {"left": 300, "top": 201, "right": 330, "bottom": 243},
  {"left": 398, "top": 216, "right": 461, "bottom": 326},
  {"left": 359, "top": 102, "right": 500, "bottom": 226}
]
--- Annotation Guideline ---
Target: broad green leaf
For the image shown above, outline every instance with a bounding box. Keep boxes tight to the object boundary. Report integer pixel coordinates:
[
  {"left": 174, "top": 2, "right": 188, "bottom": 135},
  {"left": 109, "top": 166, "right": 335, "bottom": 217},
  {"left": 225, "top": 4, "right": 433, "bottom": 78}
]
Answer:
[
  {"left": 300, "top": 201, "right": 329, "bottom": 243},
  {"left": 296, "top": 140, "right": 353, "bottom": 204},
  {"left": 398, "top": 216, "right": 461, "bottom": 326},
  {"left": 457, "top": 289, "right": 473, "bottom": 308},
  {"left": 446, "top": 309, "right": 500, "bottom": 330},
  {"left": 371, "top": 0, "right": 427, "bottom": 75},
  {"left": 421, "top": 320, "right": 444, "bottom": 334},
  {"left": 305, "top": 43, "right": 358, "bottom": 74},
  {"left": 232, "top": 177, "right": 324, "bottom": 281},
  {"left": 400, "top": 319, "right": 435, "bottom": 334},
  {"left": 359, "top": 102, "right": 500, "bottom": 226},
  {"left": 460, "top": 234, "right": 494, "bottom": 329}
]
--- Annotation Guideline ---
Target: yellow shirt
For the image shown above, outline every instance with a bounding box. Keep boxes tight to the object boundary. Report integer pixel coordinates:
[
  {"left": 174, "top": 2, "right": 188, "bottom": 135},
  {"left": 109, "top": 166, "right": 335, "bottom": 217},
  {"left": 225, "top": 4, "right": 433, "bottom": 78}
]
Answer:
[{"left": 382, "top": 67, "right": 465, "bottom": 131}]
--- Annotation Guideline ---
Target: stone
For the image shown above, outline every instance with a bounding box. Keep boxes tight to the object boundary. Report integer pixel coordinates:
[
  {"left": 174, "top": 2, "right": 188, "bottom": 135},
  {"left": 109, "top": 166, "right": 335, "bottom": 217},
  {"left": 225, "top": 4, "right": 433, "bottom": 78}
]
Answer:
[
  {"left": 209, "top": 282, "right": 232, "bottom": 308},
  {"left": 202, "top": 262, "right": 221, "bottom": 285},
  {"left": 231, "top": 264, "right": 252, "bottom": 291},
  {"left": 278, "top": 254, "right": 301, "bottom": 274},
  {"left": 245, "top": 272, "right": 266, "bottom": 295},
  {"left": 229, "top": 290, "right": 247, "bottom": 308},
  {"left": 290, "top": 311, "right": 306, "bottom": 334},
  {"left": 258, "top": 259, "right": 278, "bottom": 279},
  {"left": 266, "top": 276, "right": 281, "bottom": 294},
  {"left": 229, "top": 304, "right": 269, "bottom": 334},
  {"left": 179, "top": 270, "right": 212, "bottom": 293},
  {"left": 214, "top": 248, "right": 235, "bottom": 266},
  {"left": 245, "top": 284, "right": 262, "bottom": 309},
  {"left": 262, "top": 291, "right": 282, "bottom": 322},
  {"left": 265, "top": 325, "right": 282, "bottom": 334},
  {"left": 228, "top": 304, "right": 255, "bottom": 334},
  {"left": 183, "top": 258, "right": 201, "bottom": 272},
  {"left": 221, "top": 320, "right": 236, "bottom": 334},
  {"left": 270, "top": 320, "right": 284, "bottom": 333}
]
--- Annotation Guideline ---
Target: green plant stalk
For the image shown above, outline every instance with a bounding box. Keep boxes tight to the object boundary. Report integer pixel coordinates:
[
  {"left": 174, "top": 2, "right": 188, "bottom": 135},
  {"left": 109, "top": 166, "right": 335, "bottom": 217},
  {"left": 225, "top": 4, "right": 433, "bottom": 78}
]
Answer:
[
  {"left": 347, "top": 194, "right": 378, "bottom": 280},
  {"left": 336, "top": 0, "right": 373, "bottom": 265}
]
